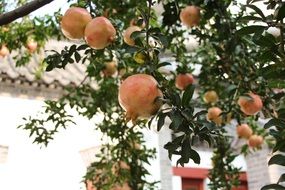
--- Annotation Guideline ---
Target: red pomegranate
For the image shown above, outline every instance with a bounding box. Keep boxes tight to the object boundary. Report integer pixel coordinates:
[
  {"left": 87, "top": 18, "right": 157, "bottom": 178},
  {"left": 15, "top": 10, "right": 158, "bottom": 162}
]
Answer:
[
  {"left": 207, "top": 107, "right": 222, "bottom": 125},
  {"left": 248, "top": 135, "right": 263, "bottom": 148},
  {"left": 175, "top": 73, "right": 194, "bottom": 90},
  {"left": 238, "top": 93, "right": 263, "bottom": 115},
  {"left": 118, "top": 74, "right": 163, "bottom": 123},
  {"left": 85, "top": 16, "right": 116, "bottom": 49},
  {"left": 203, "top": 90, "right": 219, "bottom": 104},
  {"left": 236, "top": 124, "right": 253, "bottom": 139},
  {"left": 0, "top": 45, "right": 10, "bottom": 57},
  {"left": 112, "top": 183, "right": 132, "bottom": 190},
  {"left": 180, "top": 6, "right": 201, "bottom": 27},
  {"left": 26, "top": 40, "right": 38, "bottom": 53},
  {"left": 123, "top": 26, "right": 141, "bottom": 46},
  {"left": 61, "top": 7, "right": 92, "bottom": 40}
]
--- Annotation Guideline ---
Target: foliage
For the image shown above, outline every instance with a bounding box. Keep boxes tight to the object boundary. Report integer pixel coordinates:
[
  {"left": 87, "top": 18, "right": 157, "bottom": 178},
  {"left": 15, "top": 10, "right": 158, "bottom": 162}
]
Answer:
[
  {"left": 1, "top": 0, "right": 285, "bottom": 189},
  {"left": 208, "top": 133, "right": 241, "bottom": 190}
]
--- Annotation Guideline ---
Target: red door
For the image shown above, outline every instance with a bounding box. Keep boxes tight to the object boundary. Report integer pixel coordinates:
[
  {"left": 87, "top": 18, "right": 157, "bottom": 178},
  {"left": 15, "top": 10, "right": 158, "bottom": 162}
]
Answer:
[{"left": 182, "top": 178, "right": 204, "bottom": 190}]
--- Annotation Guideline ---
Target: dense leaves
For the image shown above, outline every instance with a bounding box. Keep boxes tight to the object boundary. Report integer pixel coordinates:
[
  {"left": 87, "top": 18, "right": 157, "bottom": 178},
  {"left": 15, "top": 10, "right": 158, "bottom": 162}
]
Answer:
[{"left": 1, "top": 0, "right": 285, "bottom": 189}]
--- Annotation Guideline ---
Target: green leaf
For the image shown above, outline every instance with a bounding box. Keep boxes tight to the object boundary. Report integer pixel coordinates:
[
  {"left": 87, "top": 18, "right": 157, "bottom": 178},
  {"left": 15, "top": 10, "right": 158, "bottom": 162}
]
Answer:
[
  {"left": 278, "top": 174, "right": 285, "bottom": 184},
  {"left": 268, "top": 80, "right": 285, "bottom": 88},
  {"left": 261, "top": 184, "right": 285, "bottom": 190},
  {"left": 268, "top": 154, "right": 285, "bottom": 166},
  {"left": 74, "top": 52, "right": 81, "bottom": 62},
  {"left": 130, "top": 30, "right": 145, "bottom": 40},
  {"left": 182, "top": 85, "right": 195, "bottom": 107},
  {"left": 240, "top": 15, "right": 263, "bottom": 22},
  {"left": 157, "top": 62, "right": 171, "bottom": 68},
  {"left": 169, "top": 111, "right": 183, "bottom": 129},
  {"left": 276, "top": 3, "right": 285, "bottom": 21},
  {"left": 253, "top": 34, "right": 276, "bottom": 47},
  {"left": 236, "top": 25, "right": 266, "bottom": 36},
  {"left": 69, "top": 44, "right": 77, "bottom": 53},
  {"left": 193, "top": 110, "right": 208, "bottom": 119},
  {"left": 157, "top": 113, "right": 166, "bottom": 131},
  {"left": 77, "top": 44, "right": 89, "bottom": 51},
  {"left": 264, "top": 118, "right": 285, "bottom": 129},
  {"left": 246, "top": 5, "right": 266, "bottom": 19},
  {"left": 189, "top": 148, "right": 201, "bottom": 164}
]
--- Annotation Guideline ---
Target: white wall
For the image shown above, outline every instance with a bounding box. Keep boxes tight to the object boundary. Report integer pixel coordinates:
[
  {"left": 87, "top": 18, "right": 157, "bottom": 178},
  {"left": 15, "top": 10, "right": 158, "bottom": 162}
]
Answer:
[{"left": 0, "top": 95, "right": 161, "bottom": 190}]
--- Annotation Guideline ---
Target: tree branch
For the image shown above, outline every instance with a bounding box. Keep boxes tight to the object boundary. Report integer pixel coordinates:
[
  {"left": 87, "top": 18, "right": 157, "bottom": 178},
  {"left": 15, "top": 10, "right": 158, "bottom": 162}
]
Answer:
[{"left": 0, "top": 0, "right": 54, "bottom": 26}]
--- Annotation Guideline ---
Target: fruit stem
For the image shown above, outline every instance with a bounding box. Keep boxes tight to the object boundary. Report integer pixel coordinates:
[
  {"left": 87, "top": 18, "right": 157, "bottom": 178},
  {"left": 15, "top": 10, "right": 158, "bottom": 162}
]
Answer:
[
  {"left": 145, "top": 0, "right": 152, "bottom": 61},
  {"left": 279, "top": 19, "right": 285, "bottom": 56}
]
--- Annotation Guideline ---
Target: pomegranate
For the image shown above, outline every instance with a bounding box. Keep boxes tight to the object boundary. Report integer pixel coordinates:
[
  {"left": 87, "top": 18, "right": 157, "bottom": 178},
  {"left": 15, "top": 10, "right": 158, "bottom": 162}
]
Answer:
[
  {"left": 236, "top": 124, "right": 253, "bottom": 139},
  {"left": 203, "top": 90, "right": 218, "bottom": 104},
  {"left": 180, "top": 6, "right": 201, "bottom": 27},
  {"left": 112, "top": 182, "right": 132, "bottom": 190},
  {"left": 85, "top": 16, "right": 116, "bottom": 49},
  {"left": 123, "top": 26, "right": 141, "bottom": 46},
  {"left": 0, "top": 45, "right": 10, "bottom": 57},
  {"left": 131, "top": 142, "right": 141, "bottom": 150},
  {"left": 26, "top": 40, "right": 38, "bottom": 53},
  {"left": 248, "top": 135, "right": 263, "bottom": 148},
  {"left": 175, "top": 73, "right": 194, "bottom": 90},
  {"left": 238, "top": 93, "right": 263, "bottom": 115},
  {"left": 118, "top": 74, "right": 163, "bottom": 123},
  {"left": 119, "top": 161, "right": 130, "bottom": 170},
  {"left": 103, "top": 60, "right": 117, "bottom": 77},
  {"left": 207, "top": 107, "right": 222, "bottom": 125},
  {"left": 61, "top": 7, "right": 92, "bottom": 40},
  {"left": 133, "top": 51, "right": 147, "bottom": 64},
  {"left": 86, "top": 180, "right": 97, "bottom": 190}
]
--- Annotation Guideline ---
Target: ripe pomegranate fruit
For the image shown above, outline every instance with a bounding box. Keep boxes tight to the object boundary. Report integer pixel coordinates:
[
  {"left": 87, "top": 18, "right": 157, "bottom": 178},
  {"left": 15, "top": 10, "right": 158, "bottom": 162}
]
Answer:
[
  {"left": 123, "top": 26, "right": 141, "bottom": 46},
  {"left": 0, "top": 45, "right": 10, "bottom": 57},
  {"left": 119, "top": 161, "right": 130, "bottom": 170},
  {"left": 207, "top": 107, "right": 222, "bottom": 125},
  {"left": 238, "top": 93, "right": 263, "bottom": 115},
  {"left": 203, "top": 90, "right": 218, "bottom": 104},
  {"left": 103, "top": 60, "right": 117, "bottom": 77},
  {"left": 236, "top": 124, "right": 253, "bottom": 139},
  {"left": 118, "top": 74, "right": 163, "bottom": 123},
  {"left": 26, "top": 40, "right": 38, "bottom": 53},
  {"left": 85, "top": 16, "right": 116, "bottom": 49},
  {"left": 61, "top": 7, "right": 92, "bottom": 40},
  {"left": 180, "top": 6, "right": 201, "bottom": 27},
  {"left": 112, "top": 182, "right": 132, "bottom": 190},
  {"left": 248, "top": 135, "right": 263, "bottom": 148},
  {"left": 175, "top": 73, "right": 194, "bottom": 90},
  {"left": 86, "top": 180, "right": 97, "bottom": 190}
]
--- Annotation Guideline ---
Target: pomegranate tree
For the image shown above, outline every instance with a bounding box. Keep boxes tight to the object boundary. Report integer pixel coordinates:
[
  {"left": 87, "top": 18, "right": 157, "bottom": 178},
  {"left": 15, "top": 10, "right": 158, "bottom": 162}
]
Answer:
[{"left": 118, "top": 74, "right": 163, "bottom": 123}]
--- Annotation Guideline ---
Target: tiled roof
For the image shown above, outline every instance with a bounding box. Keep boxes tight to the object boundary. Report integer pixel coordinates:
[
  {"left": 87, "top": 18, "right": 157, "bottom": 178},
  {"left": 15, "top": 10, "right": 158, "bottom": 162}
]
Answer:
[{"left": 0, "top": 40, "right": 87, "bottom": 89}]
